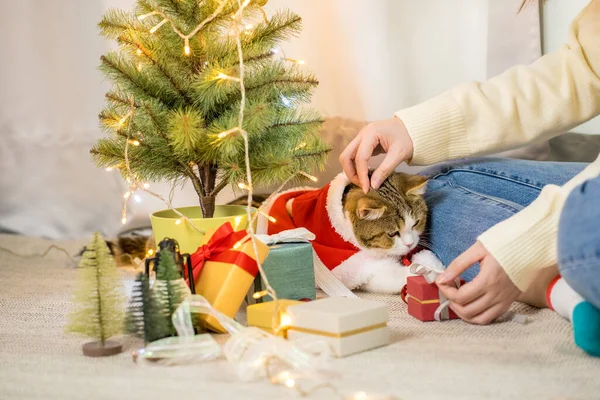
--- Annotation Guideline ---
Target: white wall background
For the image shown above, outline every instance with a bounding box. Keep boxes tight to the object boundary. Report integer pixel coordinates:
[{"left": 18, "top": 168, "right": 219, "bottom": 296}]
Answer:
[
  {"left": 0, "top": 0, "right": 595, "bottom": 239},
  {"left": 264, "top": 0, "right": 489, "bottom": 122}
]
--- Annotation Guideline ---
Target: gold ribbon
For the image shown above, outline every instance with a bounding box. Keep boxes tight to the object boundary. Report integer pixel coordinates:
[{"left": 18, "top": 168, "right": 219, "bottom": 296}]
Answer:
[
  {"left": 405, "top": 294, "right": 440, "bottom": 305},
  {"left": 286, "top": 322, "right": 387, "bottom": 339}
]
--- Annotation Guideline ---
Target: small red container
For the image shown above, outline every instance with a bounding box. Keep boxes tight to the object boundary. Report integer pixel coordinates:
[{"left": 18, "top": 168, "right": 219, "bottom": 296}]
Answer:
[{"left": 406, "top": 276, "right": 462, "bottom": 322}]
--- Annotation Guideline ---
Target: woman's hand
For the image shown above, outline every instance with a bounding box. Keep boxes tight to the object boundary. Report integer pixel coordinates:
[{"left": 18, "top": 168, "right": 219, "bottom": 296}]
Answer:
[
  {"left": 339, "top": 118, "right": 414, "bottom": 193},
  {"left": 436, "top": 242, "right": 522, "bottom": 325}
]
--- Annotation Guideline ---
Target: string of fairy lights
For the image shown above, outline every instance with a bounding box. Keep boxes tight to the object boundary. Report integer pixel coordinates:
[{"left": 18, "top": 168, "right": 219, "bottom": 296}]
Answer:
[{"left": 106, "top": 1, "right": 395, "bottom": 398}]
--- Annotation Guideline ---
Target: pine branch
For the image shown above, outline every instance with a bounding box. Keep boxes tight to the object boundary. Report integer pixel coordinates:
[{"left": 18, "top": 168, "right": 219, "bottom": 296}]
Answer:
[
  {"left": 100, "top": 55, "right": 173, "bottom": 108},
  {"left": 210, "top": 178, "right": 229, "bottom": 197},
  {"left": 293, "top": 148, "right": 333, "bottom": 160},
  {"left": 99, "top": 9, "right": 146, "bottom": 39},
  {"left": 118, "top": 37, "right": 194, "bottom": 105},
  {"left": 247, "top": 77, "right": 319, "bottom": 92},
  {"left": 141, "top": 103, "right": 206, "bottom": 196},
  {"left": 268, "top": 118, "right": 324, "bottom": 130}
]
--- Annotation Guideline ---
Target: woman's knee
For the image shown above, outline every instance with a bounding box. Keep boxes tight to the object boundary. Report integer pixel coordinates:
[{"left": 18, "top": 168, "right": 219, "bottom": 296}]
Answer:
[{"left": 558, "top": 177, "right": 600, "bottom": 308}]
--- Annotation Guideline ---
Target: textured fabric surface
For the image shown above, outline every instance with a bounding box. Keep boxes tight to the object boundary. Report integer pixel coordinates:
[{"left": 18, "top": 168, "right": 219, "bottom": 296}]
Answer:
[{"left": 1, "top": 234, "right": 599, "bottom": 400}]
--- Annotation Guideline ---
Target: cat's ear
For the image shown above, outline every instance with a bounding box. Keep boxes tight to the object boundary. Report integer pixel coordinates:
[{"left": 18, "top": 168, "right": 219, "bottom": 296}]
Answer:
[
  {"left": 406, "top": 175, "right": 428, "bottom": 196},
  {"left": 356, "top": 197, "right": 387, "bottom": 220}
]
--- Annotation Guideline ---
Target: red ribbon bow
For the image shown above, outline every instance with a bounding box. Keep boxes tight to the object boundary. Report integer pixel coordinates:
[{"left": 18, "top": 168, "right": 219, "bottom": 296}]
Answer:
[{"left": 186, "top": 222, "right": 258, "bottom": 287}]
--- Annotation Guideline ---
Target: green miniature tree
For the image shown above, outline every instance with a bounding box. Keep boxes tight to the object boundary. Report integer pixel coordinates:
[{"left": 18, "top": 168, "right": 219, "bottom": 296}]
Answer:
[
  {"left": 91, "top": 0, "right": 330, "bottom": 218},
  {"left": 154, "top": 248, "right": 187, "bottom": 335},
  {"left": 125, "top": 272, "right": 170, "bottom": 344},
  {"left": 66, "top": 232, "right": 125, "bottom": 357}
]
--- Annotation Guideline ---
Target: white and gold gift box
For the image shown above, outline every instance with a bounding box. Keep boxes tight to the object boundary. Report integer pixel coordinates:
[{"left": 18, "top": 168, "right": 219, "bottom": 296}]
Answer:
[{"left": 286, "top": 297, "right": 389, "bottom": 357}]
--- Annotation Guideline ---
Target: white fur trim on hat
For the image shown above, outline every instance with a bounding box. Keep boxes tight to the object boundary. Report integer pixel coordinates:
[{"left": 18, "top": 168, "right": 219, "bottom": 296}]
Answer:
[{"left": 325, "top": 173, "right": 360, "bottom": 247}]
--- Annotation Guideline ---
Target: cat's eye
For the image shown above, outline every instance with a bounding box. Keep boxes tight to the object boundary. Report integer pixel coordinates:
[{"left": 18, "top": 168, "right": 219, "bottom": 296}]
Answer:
[
  {"left": 387, "top": 231, "right": 400, "bottom": 238},
  {"left": 414, "top": 219, "right": 420, "bottom": 226}
]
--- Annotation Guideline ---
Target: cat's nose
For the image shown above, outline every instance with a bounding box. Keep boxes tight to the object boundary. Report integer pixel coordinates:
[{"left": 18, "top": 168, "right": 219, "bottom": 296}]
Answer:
[{"left": 402, "top": 238, "right": 415, "bottom": 247}]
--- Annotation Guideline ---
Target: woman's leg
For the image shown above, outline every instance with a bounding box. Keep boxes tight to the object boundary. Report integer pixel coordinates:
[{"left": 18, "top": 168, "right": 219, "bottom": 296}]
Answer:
[
  {"left": 558, "top": 175, "right": 600, "bottom": 309},
  {"left": 421, "top": 158, "right": 587, "bottom": 281},
  {"left": 555, "top": 176, "right": 600, "bottom": 356}
]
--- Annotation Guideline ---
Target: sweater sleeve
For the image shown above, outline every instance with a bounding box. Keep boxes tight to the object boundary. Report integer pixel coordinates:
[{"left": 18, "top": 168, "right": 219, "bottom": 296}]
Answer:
[
  {"left": 395, "top": 0, "right": 600, "bottom": 166},
  {"left": 478, "top": 155, "right": 600, "bottom": 291}
]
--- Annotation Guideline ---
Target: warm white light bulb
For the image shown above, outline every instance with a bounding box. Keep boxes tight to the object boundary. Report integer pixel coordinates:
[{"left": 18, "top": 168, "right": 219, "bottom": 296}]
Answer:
[
  {"left": 296, "top": 59, "right": 305, "bottom": 65},
  {"left": 280, "top": 312, "right": 291, "bottom": 327},
  {"left": 284, "top": 378, "right": 295, "bottom": 388},
  {"left": 245, "top": 24, "right": 253, "bottom": 30},
  {"left": 134, "top": 194, "right": 142, "bottom": 203},
  {"left": 123, "top": 192, "right": 131, "bottom": 199},
  {"left": 136, "top": 48, "right": 143, "bottom": 56},
  {"left": 353, "top": 392, "right": 368, "bottom": 400},
  {"left": 253, "top": 290, "right": 269, "bottom": 299},
  {"left": 121, "top": 217, "right": 127, "bottom": 225},
  {"left": 105, "top": 167, "right": 113, "bottom": 172},
  {"left": 150, "top": 18, "right": 168, "bottom": 34},
  {"left": 137, "top": 11, "right": 158, "bottom": 21},
  {"left": 238, "top": 182, "right": 250, "bottom": 190},
  {"left": 300, "top": 171, "right": 318, "bottom": 182},
  {"left": 175, "top": 219, "right": 182, "bottom": 225},
  {"left": 143, "top": 183, "right": 150, "bottom": 189},
  {"left": 184, "top": 38, "right": 191, "bottom": 56},
  {"left": 217, "top": 72, "right": 229, "bottom": 80}
]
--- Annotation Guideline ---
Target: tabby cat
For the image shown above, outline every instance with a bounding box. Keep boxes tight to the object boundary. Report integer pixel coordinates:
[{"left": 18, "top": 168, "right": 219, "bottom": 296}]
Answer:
[{"left": 342, "top": 172, "right": 429, "bottom": 257}]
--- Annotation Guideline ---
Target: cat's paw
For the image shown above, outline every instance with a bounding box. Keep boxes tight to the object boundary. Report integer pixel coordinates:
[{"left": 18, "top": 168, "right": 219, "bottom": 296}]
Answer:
[
  {"left": 411, "top": 249, "right": 445, "bottom": 273},
  {"left": 361, "top": 258, "right": 409, "bottom": 294}
]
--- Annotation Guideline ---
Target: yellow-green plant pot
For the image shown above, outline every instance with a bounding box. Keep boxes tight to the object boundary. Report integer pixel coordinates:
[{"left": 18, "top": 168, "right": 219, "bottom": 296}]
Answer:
[{"left": 150, "top": 205, "right": 253, "bottom": 254}]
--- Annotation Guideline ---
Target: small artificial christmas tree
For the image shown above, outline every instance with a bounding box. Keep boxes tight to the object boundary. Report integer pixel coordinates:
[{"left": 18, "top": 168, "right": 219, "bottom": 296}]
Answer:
[
  {"left": 154, "top": 248, "right": 188, "bottom": 335},
  {"left": 66, "top": 232, "right": 125, "bottom": 357},
  {"left": 91, "top": 0, "right": 330, "bottom": 218},
  {"left": 125, "top": 272, "right": 171, "bottom": 344}
]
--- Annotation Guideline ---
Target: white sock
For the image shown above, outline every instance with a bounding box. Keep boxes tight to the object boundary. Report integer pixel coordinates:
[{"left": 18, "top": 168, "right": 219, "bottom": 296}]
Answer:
[{"left": 547, "top": 276, "right": 584, "bottom": 321}]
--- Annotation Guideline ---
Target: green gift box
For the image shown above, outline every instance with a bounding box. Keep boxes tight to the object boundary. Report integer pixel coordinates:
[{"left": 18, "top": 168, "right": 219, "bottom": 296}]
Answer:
[{"left": 253, "top": 241, "right": 316, "bottom": 302}]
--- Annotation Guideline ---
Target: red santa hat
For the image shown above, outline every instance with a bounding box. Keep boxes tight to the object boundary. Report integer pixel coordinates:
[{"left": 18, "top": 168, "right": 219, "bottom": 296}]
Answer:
[{"left": 257, "top": 173, "right": 416, "bottom": 291}]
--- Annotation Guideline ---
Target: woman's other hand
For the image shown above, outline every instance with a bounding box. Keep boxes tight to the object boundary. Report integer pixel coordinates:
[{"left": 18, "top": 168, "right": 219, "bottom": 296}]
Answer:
[
  {"left": 339, "top": 118, "right": 414, "bottom": 193},
  {"left": 436, "top": 242, "right": 522, "bottom": 325}
]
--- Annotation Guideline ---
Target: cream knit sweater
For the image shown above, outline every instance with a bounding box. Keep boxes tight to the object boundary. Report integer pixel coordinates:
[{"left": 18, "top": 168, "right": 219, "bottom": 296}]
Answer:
[{"left": 395, "top": 0, "right": 600, "bottom": 291}]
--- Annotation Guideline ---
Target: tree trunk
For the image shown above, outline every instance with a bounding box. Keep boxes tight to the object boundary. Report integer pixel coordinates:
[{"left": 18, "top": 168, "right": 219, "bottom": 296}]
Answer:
[
  {"left": 200, "top": 195, "right": 216, "bottom": 219},
  {"left": 196, "top": 163, "right": 219, "bottom": 219}
]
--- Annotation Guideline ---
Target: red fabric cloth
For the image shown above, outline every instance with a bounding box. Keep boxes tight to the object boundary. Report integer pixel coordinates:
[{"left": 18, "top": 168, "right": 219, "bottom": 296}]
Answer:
[
  {"left": 267, "top": 186, "right": 420, "bottom": 270},
  {"left": 268, "top": 186, "right": 359, "bottom": 271}
]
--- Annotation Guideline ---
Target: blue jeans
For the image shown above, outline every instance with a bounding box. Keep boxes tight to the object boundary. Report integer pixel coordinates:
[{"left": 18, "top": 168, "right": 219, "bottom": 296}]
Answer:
[{"left": 420, "top": 158, "right": 599, "bottom": 308}]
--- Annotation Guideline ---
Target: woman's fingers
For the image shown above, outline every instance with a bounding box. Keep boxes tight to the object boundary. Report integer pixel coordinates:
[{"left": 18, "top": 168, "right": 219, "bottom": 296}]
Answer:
[
  {"left": 468, "top": 302, "right": 507, "bottom": 325},
  {"left": 449, "top": 291, "right": 492, "bottom": 319},
  {"left": 437, "top": 243, "right": 486, "bottom": 285},
  {"left": 442, "top": 278, "right": 487, "bottom": 306},
  {"left": 355, "top": 131, "right": 380, "bottom": 193},
  {"left": 370, "top": 143, "right": 405, "bottom": 190},
  {"left": 339, "top": 136, "right": 361, "bottom": 186}
]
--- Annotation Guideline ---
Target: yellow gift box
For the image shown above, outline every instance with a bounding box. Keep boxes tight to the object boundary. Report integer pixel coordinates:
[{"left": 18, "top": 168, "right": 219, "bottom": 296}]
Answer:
[
  {"left": 246, "top": 300, "right": 304, "bottom": 336},
  {"left": 189, "top": 222, "right": 269, "bottom": 333}
]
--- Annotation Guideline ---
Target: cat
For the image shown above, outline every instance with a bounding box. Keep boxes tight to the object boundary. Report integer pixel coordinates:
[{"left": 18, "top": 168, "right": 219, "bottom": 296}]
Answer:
[
  {"left": 339, "top": 172, "right": 444, "bottom": 293},
  {"left": 275, "top": 171, "right": 444, "bottom": 294}
]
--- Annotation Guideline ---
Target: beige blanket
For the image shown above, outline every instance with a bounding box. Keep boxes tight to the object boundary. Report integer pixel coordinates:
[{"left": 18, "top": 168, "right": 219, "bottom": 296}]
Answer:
[{"left": 1, "top": 234, "right": 599, "bottom": 400}]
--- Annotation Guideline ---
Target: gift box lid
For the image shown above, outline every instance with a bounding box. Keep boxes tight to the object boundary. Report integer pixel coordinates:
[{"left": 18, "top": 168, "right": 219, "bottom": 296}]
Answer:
[
  {"left": 286, "top": 297, "right": 388, "bottom": 334},
  {"left": 407, "top": 275, "right": 440, "bottom": 301},
  {"left": 247, "top": 299, "right": 304, "bottom": 330}
]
